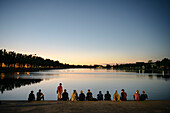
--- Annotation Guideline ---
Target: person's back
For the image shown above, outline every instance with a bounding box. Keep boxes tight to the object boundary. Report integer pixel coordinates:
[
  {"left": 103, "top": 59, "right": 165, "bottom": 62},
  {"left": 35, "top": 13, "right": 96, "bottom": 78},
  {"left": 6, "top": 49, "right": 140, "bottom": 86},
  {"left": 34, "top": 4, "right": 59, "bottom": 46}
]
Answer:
[
  {"left": 113, "top": 90, "right": 120, "bottom": 102},
  {"left": 114, "top": 93, "right": 120, "bottom": 101},
  {"left": 133, "top": 90, "right": 140, "bottom": 101},
  {"left": 134, "top": 93, "right": 140, "bottom": 100},
  {"left": 71, "top": 90, "right": 78, "bottom": 101},
  {"left": 57, "top": 83, "right": 63, "bottom": 100},
  {"left": 37, "top": 92, "right": 43, "bottom": 101},
  {"left": 57, "top": 85, "right": 63, "bottom": 93},
  {"left": 121, "top": 92, "right": 127, "bottom": 101},
  {"left": 104, "top": 91, "right": 111, "bottom": 101},
  {"left": 37, "top": 89, "right": 44, "bottom": 101},
  {"left": 86, "top": 90, "right": 93, "bottom": 101},
  {"left": 140, "top": 91, "right": 148, "bottom": 101},
  {"left": 28, "top": 91, "right": 35, "bottom": 102},
  {"left": 62, "top": 89, "right": 69, "bottom": 101},
  {"left": 79, "top": 90, "right": 85, "bottom": 101},
  {"left": 97, "top": 91, "right": 103, "bottom": 101}
]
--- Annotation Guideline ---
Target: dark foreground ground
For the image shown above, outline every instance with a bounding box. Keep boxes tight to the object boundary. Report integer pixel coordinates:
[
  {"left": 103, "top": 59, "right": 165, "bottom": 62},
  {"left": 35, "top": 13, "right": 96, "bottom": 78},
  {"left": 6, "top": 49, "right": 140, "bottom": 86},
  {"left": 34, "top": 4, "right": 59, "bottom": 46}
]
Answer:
[{"left": 0, "top": 100, "right": 170, "bottom": 113}]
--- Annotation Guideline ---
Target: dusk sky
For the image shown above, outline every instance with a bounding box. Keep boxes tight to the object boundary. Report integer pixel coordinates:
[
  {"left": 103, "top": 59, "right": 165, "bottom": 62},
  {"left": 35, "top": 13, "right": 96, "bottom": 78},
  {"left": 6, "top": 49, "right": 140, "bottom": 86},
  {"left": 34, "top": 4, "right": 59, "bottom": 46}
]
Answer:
[{"left": 0, "top": 0, "right": 170, "bottom": 65}]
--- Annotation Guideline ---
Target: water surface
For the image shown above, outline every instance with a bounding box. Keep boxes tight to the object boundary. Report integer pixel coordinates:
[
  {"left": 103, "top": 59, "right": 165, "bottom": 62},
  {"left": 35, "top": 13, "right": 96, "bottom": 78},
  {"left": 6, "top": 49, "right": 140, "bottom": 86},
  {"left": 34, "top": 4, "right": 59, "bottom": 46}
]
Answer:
[{"left": 0, "top": 68, "right": 170, "bottom": 100}]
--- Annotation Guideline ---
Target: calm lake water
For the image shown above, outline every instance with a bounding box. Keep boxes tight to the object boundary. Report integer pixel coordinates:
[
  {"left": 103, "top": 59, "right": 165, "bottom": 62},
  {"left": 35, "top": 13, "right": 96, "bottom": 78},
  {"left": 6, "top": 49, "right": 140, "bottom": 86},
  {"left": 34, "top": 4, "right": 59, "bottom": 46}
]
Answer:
[{"left": 0, "top": 68, "right": 170, "bottom": 100}]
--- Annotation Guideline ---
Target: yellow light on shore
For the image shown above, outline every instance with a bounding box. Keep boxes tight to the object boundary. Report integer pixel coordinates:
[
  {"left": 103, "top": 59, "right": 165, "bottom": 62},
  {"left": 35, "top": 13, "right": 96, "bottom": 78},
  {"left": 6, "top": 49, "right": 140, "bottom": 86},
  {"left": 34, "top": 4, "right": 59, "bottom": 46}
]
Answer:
[
  {"left": 2, "top": 63, "right": 6, "bottom": 67},
  {"left": 0, "top": 73, "right": 5, "bottom": 79}
]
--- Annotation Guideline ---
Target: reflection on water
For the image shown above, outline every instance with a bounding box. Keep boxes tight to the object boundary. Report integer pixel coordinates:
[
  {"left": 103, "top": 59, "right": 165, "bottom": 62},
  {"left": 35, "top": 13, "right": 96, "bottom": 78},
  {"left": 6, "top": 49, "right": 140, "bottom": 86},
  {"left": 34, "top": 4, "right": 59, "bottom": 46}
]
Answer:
[
  {"left": 136, "top": 74, "right": 170, "bottom": 81},
  {"left": 0, "top": 79, "right": 43, "bottom": 93},
  {"left": 0, "top": 69, "right": 170, "bottom": 100}
]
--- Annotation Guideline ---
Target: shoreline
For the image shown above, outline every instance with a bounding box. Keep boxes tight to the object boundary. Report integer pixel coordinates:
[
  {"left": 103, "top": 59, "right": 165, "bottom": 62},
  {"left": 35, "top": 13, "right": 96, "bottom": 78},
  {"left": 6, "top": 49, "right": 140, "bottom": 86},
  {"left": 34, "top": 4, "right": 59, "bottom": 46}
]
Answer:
[
  {"left": 1, "top": 100, "right": 170, "bottom": 113},
  {"left": 1, "top": 99, "right": 170, "bottom": 101},
  {"left": 1, "top": 67, "right": 169, "bottom": 74},
  {"left": 0, "top": 67, "right": 67, "bottom": 73}
]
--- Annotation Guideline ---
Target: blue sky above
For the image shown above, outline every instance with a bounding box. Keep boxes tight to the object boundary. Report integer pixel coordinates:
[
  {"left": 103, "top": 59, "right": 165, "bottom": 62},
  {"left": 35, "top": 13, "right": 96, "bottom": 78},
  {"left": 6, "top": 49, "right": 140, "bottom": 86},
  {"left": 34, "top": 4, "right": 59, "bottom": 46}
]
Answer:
[{"left": 0, "top": 0, "right": 170, "bottom": 65}]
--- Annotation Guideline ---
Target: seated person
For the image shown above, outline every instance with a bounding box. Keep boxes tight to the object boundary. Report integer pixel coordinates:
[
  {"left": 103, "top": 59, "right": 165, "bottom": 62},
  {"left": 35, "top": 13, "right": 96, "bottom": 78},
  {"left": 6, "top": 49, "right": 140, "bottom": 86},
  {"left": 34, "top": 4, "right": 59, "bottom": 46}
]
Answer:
[
  {"left": 79, "top": 90, "right": 85, "bottom": 101},
  {"left": 37, "top": 89, "right": 44, "bottom": 101},
  {"left": 120, "top": 89, "right": 127, "bottom": 101},
  {"left": 62, "top": 89, "right": 69, "bottom": 101},
  {"left": 140, "top": 91, "right": 148, "bottom": 101},
  {"left": 97, "top": 91, "right": 103, "bottom": 101},
  {"left": 86, "top": 89, "right": 93, "bottom": 101},
  {"left": 133, "top": 90, "right": 140, "bottom": 101},
  {"left": 104, "top": 91, "right": 111, "bottom": 101},
  {"left": 71, "top": 90, "right": 78, "bottom": 101},
  {"left": 28, "top": 91, "right": 35, "bottom": 102},
  {"left": 112, "top": 90, "right": 121, "bottom": 102}
]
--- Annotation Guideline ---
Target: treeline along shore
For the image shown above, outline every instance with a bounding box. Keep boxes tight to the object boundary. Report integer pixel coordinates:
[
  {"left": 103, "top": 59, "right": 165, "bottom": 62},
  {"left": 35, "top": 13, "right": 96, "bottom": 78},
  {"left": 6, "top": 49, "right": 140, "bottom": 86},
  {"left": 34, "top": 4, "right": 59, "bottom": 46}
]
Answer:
[
  {"left": 0, "top": 49, "right": 94, "bottom": 73},
  {"left": 112, "top": 58, "right": 170, "bottom": 74},
  {"left": 0, "top": 49, "right": 170, "bottom": 73}
]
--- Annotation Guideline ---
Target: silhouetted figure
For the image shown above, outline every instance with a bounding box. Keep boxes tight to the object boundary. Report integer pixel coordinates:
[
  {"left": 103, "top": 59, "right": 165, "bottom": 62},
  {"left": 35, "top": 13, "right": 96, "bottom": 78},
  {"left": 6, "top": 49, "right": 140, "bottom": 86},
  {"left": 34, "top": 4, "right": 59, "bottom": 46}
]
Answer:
[
  {"left": 120, "top": 89, "right": 127, "bottom": 101},
  {"left": 86, "top": 89, "right": 93, "bottom": 101},
  {"left": 62, "top": 89, "right": 69, "bottom": 101},
  {"left": 112, "top": 90, "right": 121, "bottom": 102},
  {"left": 104, "top": 91, "right": 111, "bottom": 101},
  {"left": 140, "top": 91, "right": 148, "bottom": 101},
  {"left": 79, "top": 90, "right": 85, "bottom": 101},
  {"left": 28, "top": 91, "right": 35, "bottom": 102},
  {"left": 37, "top": 89, "right": 44, "bottom": 101},
  {"left": 71, "top": 90, "right": 78, "bottom": 101},
  {"left": 97, "top": 91, "right": 103, "bottom": 101},
  {"left": 57, "top": 83, "right": 63, "bottom": 100},
  {"left": 133, "top": 90, "right": 140, "bottom": 101}
]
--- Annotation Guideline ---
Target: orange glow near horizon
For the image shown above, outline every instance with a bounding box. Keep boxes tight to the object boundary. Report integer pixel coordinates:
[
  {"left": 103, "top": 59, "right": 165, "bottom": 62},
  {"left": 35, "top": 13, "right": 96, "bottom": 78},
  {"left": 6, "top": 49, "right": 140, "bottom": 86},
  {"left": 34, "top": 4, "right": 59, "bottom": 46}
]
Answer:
[
  {"left": 2, "top": 49, "right": 165, "bottom": 66},
  {"left": 39, "top": 54, "right": 150, "bottom": 65}
]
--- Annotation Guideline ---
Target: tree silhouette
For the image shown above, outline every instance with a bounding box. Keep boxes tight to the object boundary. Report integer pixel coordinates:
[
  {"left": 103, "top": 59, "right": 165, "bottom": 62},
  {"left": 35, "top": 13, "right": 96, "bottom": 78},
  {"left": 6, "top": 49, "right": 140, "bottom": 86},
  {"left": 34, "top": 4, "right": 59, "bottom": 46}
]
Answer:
[
  {"left": 0, "top": 49, "right": 65, "bottom": 70},
  {"left": 0, "top": 49, "right": 169, "bottom": 73}
]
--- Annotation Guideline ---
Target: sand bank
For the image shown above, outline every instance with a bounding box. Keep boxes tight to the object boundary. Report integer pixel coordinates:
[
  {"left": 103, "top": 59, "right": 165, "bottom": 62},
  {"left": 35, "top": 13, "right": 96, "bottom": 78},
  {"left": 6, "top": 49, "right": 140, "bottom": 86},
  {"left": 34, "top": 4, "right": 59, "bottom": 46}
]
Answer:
[{"left": 0, "top": 100, "right": 170, "bottom": 113}]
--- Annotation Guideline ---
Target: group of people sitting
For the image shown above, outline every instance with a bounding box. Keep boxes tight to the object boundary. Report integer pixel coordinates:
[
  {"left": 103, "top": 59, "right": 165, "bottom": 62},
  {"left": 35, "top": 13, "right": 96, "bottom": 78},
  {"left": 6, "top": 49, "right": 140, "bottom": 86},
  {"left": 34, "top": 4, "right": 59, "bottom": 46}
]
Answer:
[
  {"left": 63, "top": 89, "right": 148, "bottom": 102},
  {"left": 28, "top": 89, "right": 44, "bottom": 102},
  {"left": 28, "top": 83, "right": 148, "bottom": 102}
]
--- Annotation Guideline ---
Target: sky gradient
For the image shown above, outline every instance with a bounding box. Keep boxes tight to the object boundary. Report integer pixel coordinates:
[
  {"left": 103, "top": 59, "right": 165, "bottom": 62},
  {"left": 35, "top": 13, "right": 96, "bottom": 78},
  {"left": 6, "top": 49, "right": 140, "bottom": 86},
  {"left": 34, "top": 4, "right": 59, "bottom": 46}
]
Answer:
[{"left": 0, "top": 0, "right": 170, "bottom": 65}]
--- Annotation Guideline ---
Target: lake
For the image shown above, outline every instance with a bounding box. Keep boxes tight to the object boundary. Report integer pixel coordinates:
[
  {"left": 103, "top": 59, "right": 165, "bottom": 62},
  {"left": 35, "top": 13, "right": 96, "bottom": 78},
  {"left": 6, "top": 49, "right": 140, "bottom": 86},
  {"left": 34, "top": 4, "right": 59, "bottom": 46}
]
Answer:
[{"left": 0, "top": 68, "right": 170, "bottom": 100}]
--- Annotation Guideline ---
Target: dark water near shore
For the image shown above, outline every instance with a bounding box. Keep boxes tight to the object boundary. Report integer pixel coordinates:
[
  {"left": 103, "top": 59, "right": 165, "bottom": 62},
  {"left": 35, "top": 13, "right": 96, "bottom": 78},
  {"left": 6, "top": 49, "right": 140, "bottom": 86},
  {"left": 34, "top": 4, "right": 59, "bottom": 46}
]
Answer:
[{"left": 0, "top": 68, "right": 170, "bottom": 100}]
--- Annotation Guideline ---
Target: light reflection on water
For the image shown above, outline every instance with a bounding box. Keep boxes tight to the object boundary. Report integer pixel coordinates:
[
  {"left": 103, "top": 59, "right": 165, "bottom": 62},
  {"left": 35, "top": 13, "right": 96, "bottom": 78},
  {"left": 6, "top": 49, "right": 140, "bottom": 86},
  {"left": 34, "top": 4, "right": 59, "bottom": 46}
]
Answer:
[{"left": 0, "top": 68, "right": 170, "bottom": 100}]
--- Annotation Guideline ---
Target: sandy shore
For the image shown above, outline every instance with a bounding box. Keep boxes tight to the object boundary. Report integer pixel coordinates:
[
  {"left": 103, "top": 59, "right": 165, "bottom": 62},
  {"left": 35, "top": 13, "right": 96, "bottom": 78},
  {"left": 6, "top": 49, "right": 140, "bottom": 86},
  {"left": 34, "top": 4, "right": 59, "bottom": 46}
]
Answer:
[{"left": 0, "top": 100, "right": 170, "bottom": 113}]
